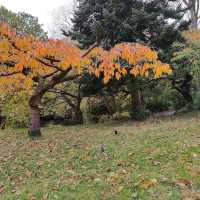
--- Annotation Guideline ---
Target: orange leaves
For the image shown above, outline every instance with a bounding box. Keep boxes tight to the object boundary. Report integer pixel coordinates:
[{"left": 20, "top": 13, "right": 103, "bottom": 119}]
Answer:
[
  {"left": 86, "top": 42, "right": 171, "bottom": 83},
  {"left": 14, "top": 36, "right": 34, "bottom": 52},
  {"left": 154, "top": 62, "right": 172, "bottom": 78},
  {"left": 0, "top": 24, "right": 84, "bottom": 92},
  {"left": 112, "top": 43, "right": 158, "bottom": 64},
  {"left": 34, "top": 40, "right": 81, "bottom": 67},
  {"left": 15, "top": 63, "right": 24, "bottom": 72},
  {"left": 0, "top": 23, "right": 172, "bottom": 93},
  {"left": 95, "top": 68, "right": 100, "bottom": 78},
  {"left": 0, "top": 39, "right": 9, "bottom": 51},
  {"left": 0, "top": 23, "right": 16, "bottom": 38},
  {"left": 121, "top": 68, "right": 127, "bottom": 76}
]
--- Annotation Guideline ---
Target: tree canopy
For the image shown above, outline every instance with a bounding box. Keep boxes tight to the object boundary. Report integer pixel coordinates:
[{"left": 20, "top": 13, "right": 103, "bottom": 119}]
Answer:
[
  {"left": 0, "top": 23, "right": 171, "bottom": 136},
  {"left": 0, "top": 6, "right": 47, "bottom": 39}
]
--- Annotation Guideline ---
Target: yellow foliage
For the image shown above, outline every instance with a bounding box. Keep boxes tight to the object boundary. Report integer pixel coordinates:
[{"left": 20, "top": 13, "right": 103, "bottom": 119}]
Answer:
[
  {"left": 86, "top": 42, "right": 171, "bottom": 83},
  {"left": 0, "top": 24, "right": 172, "bottom": 94}
]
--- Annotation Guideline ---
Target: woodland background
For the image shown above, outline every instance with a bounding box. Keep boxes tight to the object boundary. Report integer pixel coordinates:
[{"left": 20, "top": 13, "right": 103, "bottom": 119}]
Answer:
[
  {"left": 0, "top": 0, "right": 200, "bottom": 130},
  {"left": 0, "top": 1, "right": 200, "bottom": 199}
]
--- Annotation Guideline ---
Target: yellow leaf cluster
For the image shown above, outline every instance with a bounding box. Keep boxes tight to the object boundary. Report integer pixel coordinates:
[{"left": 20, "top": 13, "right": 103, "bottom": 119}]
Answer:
[
  {"left": 0, "top": 24, "right": 82, "bottom": 92},
  {"left": 86, "top": 43, "right": 171, "bottom": 83},
  {"left": 0, "top": 24, "right": 172, "bottom": 93}
]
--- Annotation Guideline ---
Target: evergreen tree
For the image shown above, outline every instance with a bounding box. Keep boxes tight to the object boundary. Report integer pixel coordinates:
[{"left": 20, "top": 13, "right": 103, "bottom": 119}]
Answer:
[{"left": 70, "top": 0, "right": 188, "bottom": 60}]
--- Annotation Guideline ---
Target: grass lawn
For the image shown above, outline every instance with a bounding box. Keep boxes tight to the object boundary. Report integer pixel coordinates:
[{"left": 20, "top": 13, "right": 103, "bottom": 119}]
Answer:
[{"left": 0, "top": 113, "right": 200, "bottom": 200}]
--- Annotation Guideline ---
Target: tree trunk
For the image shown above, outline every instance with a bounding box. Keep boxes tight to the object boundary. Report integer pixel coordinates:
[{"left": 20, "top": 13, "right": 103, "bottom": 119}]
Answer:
[
  {"left": 74, "top": 107, "right": 83, "bottom": 124},
  {"left": 72, "top": 98, "right": 83, "bottom": 124},
  {"left": 28, "top": 93, "right": 43, "bottom": 137},
  {"left": 29, "top": 105, "right": 41, "bottom": 137},
  {"left": 130, "top": 89, "right": 145, "bottom": 120}
]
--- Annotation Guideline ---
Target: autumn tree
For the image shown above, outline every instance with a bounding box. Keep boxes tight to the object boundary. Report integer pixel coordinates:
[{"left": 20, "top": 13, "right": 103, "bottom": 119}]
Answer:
[{"left": 0, "top": 24, "right": 171, "bottom": 137}]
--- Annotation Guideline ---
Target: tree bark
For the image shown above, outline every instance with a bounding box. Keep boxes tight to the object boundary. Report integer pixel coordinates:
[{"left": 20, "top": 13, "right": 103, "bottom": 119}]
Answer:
[
  {"left": 29, "top": 104, "right": 41, "bottom": 137},
  {"left": 64, "top": 97, "right": 83, "bottom": 124},
  {"left": 27, "top": 69, "right": 78, "bottom": 137},
  {"left": 73, "top": 107, "right": 83, "bottom": 124},
  {"left": 28, "top": 83, "right": 43, "bottom": 137},
  {"left": 130, "top": 89, "right": 145, "bottom": 120}
]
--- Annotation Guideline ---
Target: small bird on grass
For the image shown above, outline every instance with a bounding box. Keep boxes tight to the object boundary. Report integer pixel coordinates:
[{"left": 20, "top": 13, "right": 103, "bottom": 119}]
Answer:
[{"left": 113, "top": 130, "right": 119, "bottom": 135}]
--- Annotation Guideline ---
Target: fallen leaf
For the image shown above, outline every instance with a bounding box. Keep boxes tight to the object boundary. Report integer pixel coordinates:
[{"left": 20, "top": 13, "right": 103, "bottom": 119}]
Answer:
[
  {"left": 128, "top": 152, "right": 135, "bottom": 157},
  {"left": 117, "top": 161, "right": 126, "bottom": 167},
  {"left": 0, "top": 185, "right": 4, "bottom": 193},
  {"left": 160, "top": 176, "right": 169, "bottom": 183},
  {"left": 107, "top": 172, "right": 119, "bottom": 183},
  {"left": 192, "top": 153, "right": 198, "bottom": 158},
  {"left": 11, "top": 189, "right": 16, "bottom": 193},
  {"left": 176, "top": 179, "right": 192, "bottom": 189},
  {"left": 37, "top": 160, "right": 44, "bottom": 167},
  {"left": 94, "top": 178, "right": 102, "bottom": 183},
  {"left": 118, "top": 169, "right": 128, "bottom": 175},
  {"left": 116, "top": 186, "right": 124, "bottom": 193},
  {"left": 152, "top": 161, "right": 161, "bottom": 166},
  {"left": 25, "top": 170, "right": 32, "bottom": 177},
  {"left": 138, "top": 178, "right": 157, "bottom": 189}
]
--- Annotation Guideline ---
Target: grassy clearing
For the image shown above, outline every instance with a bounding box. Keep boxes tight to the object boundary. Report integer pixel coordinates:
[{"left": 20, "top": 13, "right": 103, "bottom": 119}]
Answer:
[{"left": 0, "top": 113, "right": 200, "bottom": 200}]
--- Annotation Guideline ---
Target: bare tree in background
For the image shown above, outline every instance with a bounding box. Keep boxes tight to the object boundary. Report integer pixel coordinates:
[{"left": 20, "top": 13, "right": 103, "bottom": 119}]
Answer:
[
  {"left": 49, "top": 0, "right": 77, "bottom": 39},
  {"left": 182, "top": 0, "right": 200, "bottom": 29}
]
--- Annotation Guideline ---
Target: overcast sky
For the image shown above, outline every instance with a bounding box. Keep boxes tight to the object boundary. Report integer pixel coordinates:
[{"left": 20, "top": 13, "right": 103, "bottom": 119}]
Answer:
[{"left": 0, "top": 0, "right": 74, "bottom": 34}]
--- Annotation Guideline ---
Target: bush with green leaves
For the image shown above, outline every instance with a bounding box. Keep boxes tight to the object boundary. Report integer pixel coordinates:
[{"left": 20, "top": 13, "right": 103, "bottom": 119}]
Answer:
[
  {"left": 146, "top": 97, "right": 171, "bottom": 113},
  {"left": 83, "top": 96, "right": 116, "bottom": 123},
  {"left": 1, "top": 92, "right": 29, "bottom": 128}
]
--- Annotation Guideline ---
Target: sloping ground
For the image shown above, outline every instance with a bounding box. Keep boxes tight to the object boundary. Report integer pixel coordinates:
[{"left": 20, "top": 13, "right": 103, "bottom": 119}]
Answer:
[{"left": 0, "top": 113, "right": 200, "bottom": 200}]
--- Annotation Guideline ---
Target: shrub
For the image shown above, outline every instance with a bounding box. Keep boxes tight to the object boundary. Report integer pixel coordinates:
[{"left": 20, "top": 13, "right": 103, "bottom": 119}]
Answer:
[
  {"left": 129, "top": 106, "right": 149, "bottom": 121},
  {"left": 84, "top": 95, "right": 116, "bottom": 123},
  {"left": 1, "top": 92, "right": 29, "bottom": 128},
  {"left": 146, "top": 97, "right": 171, "bottom": 113}
]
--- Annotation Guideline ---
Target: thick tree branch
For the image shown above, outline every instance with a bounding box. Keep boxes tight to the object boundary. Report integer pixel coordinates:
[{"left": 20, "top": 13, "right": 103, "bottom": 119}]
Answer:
[
  {"left": 81, "top": 42, "right": 99, "bottom": 58},
  {"left": 35, "top": 58, "right": 65, "bottom": 72},
  {"left": 0, "top": 71, "right": 20, "bottom": 76},
  {"left": 50, "top": 89, "right": 78, "bottom": 99}
]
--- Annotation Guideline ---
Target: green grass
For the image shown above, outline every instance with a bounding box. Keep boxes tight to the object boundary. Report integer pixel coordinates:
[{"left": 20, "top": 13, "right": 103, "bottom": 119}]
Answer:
[{"left": 0, "top": 113, "right": 200, "bottom": 200}]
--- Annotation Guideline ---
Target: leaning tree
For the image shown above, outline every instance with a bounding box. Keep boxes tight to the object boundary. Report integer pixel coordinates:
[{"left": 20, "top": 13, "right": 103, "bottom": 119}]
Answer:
[{"left": 0, "top": 24, "right": 171, "bottom": 137}]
